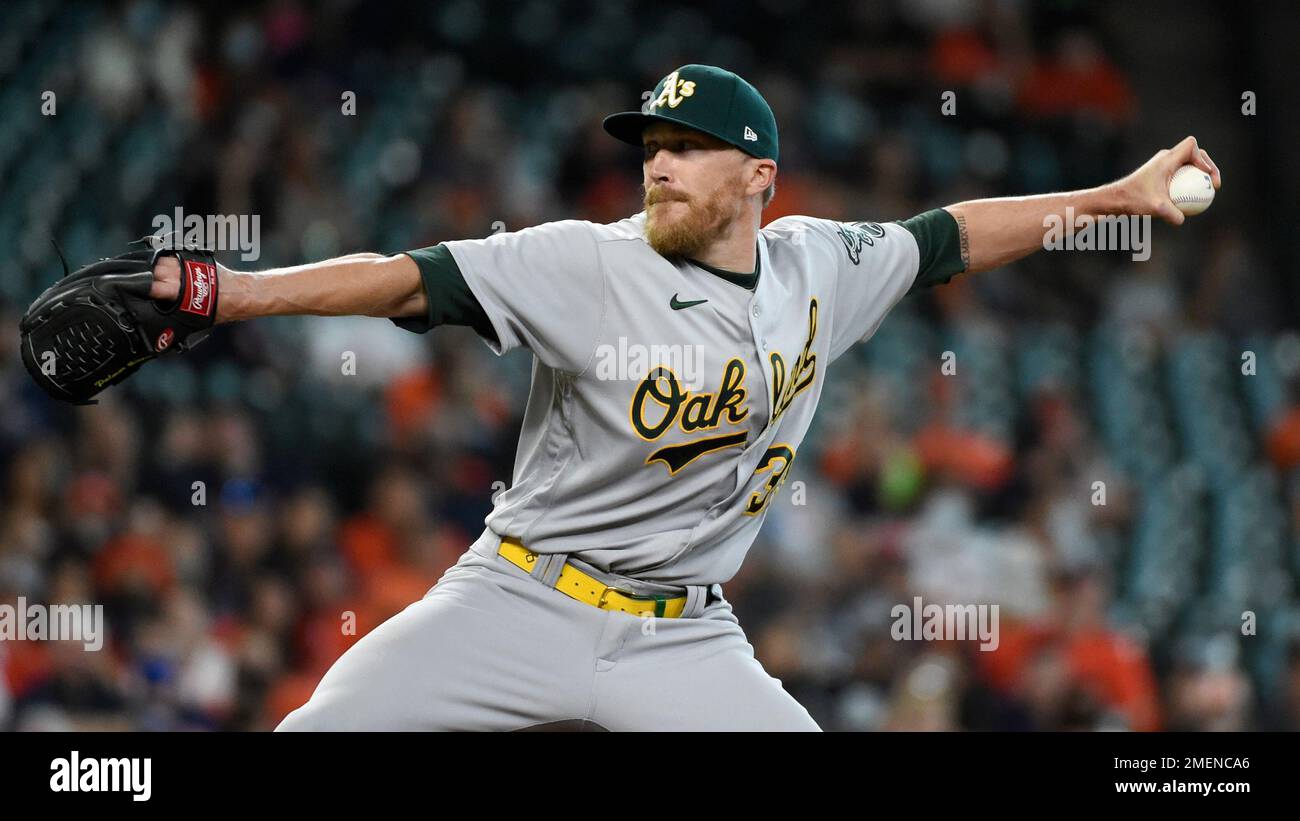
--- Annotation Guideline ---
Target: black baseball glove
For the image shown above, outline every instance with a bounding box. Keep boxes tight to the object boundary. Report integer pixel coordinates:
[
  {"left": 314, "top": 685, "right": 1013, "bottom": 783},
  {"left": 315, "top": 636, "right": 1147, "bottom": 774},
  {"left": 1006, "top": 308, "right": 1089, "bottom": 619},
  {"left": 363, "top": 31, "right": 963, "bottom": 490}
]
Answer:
[{"left": 19, "top": 241, "right": 220, "bottom": 404}]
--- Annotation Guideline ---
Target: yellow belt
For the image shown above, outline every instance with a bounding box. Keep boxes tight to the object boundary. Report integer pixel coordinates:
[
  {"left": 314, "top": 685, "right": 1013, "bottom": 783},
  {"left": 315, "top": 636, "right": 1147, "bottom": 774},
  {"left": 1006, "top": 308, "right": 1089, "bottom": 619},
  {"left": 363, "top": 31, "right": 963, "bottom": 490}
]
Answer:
[{"left": 498, "top": 537, "right": 687, "bottom": 618}]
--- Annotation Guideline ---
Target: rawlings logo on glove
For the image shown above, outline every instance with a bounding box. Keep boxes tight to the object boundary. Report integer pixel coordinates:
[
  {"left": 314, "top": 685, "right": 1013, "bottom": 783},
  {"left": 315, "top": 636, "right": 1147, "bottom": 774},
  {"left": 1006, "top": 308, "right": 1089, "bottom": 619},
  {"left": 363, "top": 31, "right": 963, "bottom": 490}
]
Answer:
[
  {"left": 18, "top": 240, "right": 221, "bottom": 405},
  {"left": 182, "top": 259, "right": 216, "bottom": 317}
]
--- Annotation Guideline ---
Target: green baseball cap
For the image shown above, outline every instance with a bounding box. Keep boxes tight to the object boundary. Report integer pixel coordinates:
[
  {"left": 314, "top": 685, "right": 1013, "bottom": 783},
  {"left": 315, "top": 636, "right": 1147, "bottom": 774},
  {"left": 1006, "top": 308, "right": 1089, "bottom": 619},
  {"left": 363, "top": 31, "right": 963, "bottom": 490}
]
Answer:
[{"left": 603, "top": 64, "right": 779, "bottom": 163}]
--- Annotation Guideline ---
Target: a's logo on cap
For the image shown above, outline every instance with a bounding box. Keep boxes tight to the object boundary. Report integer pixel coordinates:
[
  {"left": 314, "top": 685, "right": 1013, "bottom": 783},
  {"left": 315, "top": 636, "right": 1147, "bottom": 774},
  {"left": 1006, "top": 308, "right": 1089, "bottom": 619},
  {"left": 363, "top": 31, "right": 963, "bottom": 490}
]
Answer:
[
  {"left": 743, "top": 126, "right": 758, "bottom": 141},
  {"left": 650, "top": 70, "right": 696, "bottom": 111}
]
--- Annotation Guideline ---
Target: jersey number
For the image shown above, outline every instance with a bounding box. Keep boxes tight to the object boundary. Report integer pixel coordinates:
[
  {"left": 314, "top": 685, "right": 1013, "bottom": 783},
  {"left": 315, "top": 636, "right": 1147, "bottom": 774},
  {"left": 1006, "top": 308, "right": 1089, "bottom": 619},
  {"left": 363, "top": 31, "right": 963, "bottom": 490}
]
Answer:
[{"left": 744, "top": 445, "right": 796, "bottom": 516}]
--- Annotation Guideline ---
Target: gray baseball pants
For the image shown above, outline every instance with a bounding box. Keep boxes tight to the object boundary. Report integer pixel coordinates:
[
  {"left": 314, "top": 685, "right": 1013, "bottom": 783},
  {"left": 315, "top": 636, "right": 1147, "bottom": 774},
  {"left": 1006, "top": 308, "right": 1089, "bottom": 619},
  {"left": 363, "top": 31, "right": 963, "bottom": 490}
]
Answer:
[{"left": 276, "top": 531, "right": 819, "bottom": 731}]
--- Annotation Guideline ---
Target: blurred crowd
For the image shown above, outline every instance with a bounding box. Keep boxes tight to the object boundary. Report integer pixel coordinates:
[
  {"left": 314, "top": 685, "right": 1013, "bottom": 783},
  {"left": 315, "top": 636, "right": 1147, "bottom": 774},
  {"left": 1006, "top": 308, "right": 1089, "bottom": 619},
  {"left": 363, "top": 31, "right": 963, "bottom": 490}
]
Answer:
[{"left": 2, "top": 0, "right": 1298, "bottom": 731}]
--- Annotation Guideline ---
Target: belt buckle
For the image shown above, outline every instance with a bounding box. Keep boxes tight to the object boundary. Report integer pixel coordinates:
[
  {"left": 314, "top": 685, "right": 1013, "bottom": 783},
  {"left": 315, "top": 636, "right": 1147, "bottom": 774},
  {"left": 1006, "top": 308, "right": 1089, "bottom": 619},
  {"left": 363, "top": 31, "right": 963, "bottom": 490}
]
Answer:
[
  {"left": 596, "top": 585, "right": 620, "bottom": 610},
  {"left": 597, "top": 584, "right": 654, "bottom": 616}
]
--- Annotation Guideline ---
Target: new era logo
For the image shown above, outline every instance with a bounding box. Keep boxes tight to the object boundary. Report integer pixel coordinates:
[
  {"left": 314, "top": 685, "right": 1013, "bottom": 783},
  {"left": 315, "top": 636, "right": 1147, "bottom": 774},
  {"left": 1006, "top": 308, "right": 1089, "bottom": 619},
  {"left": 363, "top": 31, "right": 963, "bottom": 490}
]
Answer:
[{"left": 743, "top": 126, "right": 757, "bottom": 141}]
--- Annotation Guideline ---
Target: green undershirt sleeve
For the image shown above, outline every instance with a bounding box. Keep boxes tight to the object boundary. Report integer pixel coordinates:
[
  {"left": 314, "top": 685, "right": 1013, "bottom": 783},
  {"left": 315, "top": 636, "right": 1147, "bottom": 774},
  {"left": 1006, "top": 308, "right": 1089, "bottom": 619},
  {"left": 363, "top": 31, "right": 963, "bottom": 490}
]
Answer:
[
  {"left": 896, "top": 208, "right": 967, "bottom": 295},
  {"left": 389, "top": 244, "right": 498, "bottom": 345}
]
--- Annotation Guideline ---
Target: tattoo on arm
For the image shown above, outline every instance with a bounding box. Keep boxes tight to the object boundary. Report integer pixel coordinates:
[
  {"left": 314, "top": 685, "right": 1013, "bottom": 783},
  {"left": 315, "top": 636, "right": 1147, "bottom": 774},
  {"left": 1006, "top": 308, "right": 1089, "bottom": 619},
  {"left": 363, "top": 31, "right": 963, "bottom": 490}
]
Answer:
[{"left": 954, "top": 212, "right": 970, "bottom": 270}]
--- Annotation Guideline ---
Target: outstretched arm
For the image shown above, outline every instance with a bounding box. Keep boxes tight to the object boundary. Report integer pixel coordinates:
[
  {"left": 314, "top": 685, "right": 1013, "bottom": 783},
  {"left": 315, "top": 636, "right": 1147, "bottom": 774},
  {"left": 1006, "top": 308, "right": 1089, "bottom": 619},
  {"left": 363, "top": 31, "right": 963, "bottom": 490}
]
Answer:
[
  {"left": 943, "top": 136, "right": 1222, "bottom": 274},
  {"left": 149, "top": 252, "right": 428, "bottom": 323}
]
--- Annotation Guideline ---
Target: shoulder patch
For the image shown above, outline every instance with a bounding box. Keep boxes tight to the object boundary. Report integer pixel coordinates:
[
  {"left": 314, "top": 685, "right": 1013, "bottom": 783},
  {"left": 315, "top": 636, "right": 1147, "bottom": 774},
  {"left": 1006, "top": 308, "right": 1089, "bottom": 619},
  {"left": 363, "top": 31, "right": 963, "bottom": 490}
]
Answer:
[{"left": 835, "top": 221, "right": 886, "bottom": 265}]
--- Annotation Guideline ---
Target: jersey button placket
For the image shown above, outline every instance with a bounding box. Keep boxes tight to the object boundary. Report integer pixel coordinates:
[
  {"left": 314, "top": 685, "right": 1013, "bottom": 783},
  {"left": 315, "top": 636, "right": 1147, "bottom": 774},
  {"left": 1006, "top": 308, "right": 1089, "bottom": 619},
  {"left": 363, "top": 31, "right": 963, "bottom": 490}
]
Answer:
[{"left": 747, "top": 297, "right": 775, "bottom": 438}]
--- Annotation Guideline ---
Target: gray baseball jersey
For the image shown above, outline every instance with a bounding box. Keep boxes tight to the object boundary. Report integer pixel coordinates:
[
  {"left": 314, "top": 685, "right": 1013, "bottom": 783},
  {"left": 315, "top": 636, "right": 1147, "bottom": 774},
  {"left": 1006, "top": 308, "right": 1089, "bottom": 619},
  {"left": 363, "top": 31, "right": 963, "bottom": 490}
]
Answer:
[
  {"left": 444, "top": 211, "right": 922, "bottom": 584},
  {"left": 279, "top": 208, "right": 962, "bottom": 730}
]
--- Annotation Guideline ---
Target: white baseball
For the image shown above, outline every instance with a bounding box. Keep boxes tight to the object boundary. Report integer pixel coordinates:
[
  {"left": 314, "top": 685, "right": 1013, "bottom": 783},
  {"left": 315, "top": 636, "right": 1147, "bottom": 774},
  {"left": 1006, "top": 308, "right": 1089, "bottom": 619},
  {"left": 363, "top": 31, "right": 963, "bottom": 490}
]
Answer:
[{"left": 1168, "top": 164, "right": 1214, "bottom": 216}]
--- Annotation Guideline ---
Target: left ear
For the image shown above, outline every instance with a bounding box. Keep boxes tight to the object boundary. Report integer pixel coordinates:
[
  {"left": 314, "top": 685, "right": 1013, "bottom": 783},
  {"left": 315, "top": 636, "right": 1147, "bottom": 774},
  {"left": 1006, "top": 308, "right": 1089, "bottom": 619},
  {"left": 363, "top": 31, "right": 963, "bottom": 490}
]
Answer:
[{"left": 746, "top": 158, "right": 777, "bottom": 197}]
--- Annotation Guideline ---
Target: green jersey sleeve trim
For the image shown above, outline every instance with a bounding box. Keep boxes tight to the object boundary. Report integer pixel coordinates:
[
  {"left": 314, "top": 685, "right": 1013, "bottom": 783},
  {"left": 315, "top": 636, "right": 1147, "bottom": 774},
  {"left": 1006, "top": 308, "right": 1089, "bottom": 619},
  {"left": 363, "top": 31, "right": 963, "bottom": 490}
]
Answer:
[
  {"left": 896, "top": 208, "right": 966, "bottom": 295},
  {"left": 390, "top": 244, "right": 499, "bottom": 344}
]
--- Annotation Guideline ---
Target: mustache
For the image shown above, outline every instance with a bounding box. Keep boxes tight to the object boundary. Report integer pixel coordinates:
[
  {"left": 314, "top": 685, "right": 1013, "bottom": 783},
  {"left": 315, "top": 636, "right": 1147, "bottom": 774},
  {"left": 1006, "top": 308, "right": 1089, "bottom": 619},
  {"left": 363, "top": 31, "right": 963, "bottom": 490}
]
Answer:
[{"left": 644, "top": 187, "right": 690, "bottom": 206}]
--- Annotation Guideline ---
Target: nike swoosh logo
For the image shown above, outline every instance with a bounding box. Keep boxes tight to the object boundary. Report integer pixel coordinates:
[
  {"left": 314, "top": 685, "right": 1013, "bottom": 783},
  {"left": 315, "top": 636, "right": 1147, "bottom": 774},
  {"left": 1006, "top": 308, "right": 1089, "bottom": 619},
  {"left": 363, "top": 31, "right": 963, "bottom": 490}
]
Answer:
[{"left": 670, "top": 294, "right": 708, "bottom": 310}]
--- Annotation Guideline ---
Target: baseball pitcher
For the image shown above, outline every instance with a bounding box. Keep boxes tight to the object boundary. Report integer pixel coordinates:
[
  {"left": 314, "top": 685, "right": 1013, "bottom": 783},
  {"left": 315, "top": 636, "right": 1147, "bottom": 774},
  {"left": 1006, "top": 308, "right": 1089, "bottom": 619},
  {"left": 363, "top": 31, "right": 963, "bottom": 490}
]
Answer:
[{"left": 21, "top": 64, "right": 1220, "bottom": 730}]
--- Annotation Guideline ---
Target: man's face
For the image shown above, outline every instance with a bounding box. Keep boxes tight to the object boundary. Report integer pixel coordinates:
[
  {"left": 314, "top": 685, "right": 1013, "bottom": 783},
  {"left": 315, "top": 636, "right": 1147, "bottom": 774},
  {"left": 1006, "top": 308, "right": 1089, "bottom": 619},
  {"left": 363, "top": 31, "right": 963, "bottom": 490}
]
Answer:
[{"left": 641, "top": 122, "right": 751, "bottom": 258}]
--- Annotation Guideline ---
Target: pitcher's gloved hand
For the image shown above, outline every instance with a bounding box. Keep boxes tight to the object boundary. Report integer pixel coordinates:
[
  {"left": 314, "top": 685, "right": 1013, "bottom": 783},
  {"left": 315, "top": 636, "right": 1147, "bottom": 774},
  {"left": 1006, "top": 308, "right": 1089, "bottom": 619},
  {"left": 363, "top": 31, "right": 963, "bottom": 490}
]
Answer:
[{"left": 19, "top": 240, "right": 220, "bottom": 404}]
